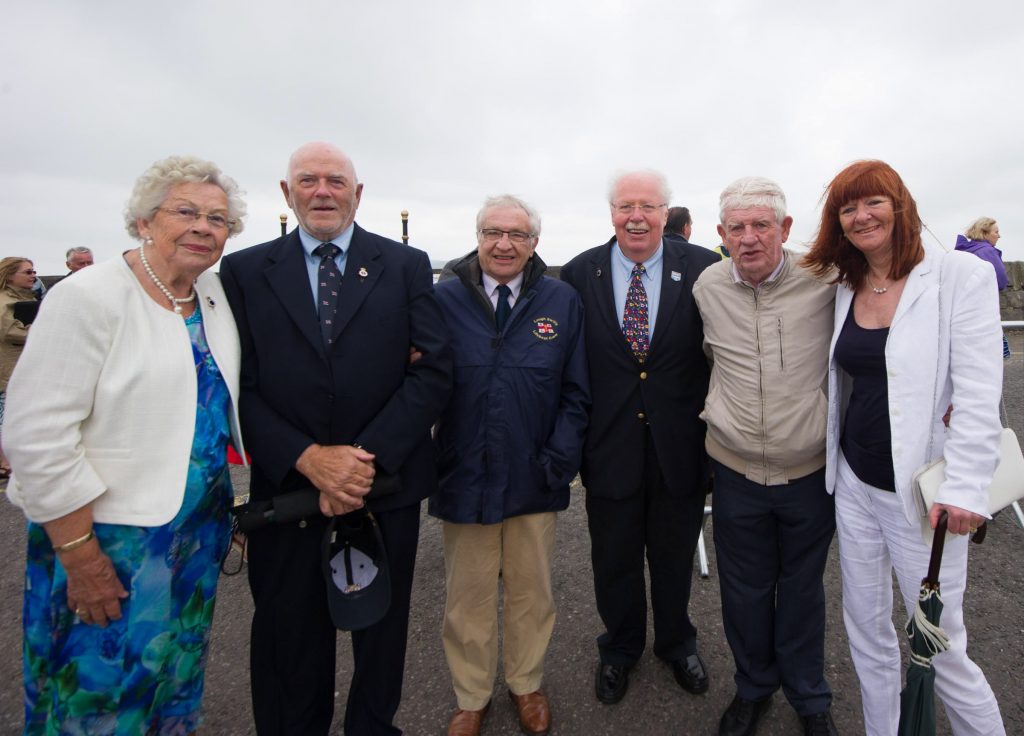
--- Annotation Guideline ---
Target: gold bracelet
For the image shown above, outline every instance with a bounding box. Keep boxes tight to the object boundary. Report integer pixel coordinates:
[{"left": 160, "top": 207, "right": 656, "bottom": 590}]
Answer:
[{"left": 53, "top": 530, "right": 95, "bottom": 554}]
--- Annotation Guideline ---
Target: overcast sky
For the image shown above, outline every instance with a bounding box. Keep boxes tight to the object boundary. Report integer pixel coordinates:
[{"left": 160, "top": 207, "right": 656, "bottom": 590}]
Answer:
[{"left": 3, "top": 1, "right": 1022, "bottom": 276}]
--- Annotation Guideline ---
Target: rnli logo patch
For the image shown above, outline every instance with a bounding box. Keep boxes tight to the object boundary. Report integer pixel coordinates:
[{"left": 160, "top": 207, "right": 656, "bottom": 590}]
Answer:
[{"left": 532, "top": 317, "right": 559, "bottom": 341}]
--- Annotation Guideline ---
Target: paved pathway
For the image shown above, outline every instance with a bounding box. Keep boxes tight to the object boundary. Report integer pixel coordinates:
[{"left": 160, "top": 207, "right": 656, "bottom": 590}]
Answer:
[{"left": 0, "top": 333, "right": 1021, "bottom": 734}]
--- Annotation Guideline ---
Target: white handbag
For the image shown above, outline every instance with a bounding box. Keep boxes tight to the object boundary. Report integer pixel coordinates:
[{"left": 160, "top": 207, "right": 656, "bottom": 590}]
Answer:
[{"left": 913, "top": 427, "right": 1024, "bottom": 517}]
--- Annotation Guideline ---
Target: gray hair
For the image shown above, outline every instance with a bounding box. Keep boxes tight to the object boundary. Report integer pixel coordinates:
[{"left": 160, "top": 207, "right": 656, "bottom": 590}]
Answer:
[
  {"left": 65, "top": 246, "right": 92, "bottom": 260},
  {"left": 123, "top": 155, "right": 247, "bottom": 239},
  {"left": 607, "top": 170, "right": 672, "bottom": 207},
  {"left": 718, "top": 176, "right": 787, "bottom": 225},
  {"left": 964, "top": 216, "right": 997, "bottom": 241},
  {"left": 476, "top": 195, "right": 542, "bottom": 237}
]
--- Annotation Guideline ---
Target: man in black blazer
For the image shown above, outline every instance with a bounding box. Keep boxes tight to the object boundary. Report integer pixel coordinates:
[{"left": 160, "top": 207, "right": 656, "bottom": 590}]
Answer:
[
  {"left": 220, "top": 141, "right": 452, "bottom": 735},
  {"left": 560, "top": 170, "right": 718, "bottom": 706}
]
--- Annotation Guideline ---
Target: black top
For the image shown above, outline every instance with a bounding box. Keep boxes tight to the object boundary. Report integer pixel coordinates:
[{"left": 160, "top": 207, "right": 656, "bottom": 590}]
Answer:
[{"left": 835, "top": 303, "right": 896, "bottom": 492}]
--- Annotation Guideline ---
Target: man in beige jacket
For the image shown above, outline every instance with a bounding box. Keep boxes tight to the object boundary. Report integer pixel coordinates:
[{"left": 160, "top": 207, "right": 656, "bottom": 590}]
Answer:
[{"left": 693, "top": 177, "right": 838, "bottom": 736}]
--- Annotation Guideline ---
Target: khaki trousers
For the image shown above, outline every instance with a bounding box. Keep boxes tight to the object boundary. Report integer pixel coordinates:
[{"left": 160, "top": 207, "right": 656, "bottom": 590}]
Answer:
[{"left": 441, "top": 512, "right": 557, "bottom": 710}]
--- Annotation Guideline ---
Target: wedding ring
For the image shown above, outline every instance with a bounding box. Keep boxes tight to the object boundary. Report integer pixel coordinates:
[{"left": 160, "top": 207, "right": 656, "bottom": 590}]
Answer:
[
  {"left": 75, "top": 608, "right": 85, "bottom": 616},
  {"left": 969, "top": 527, "right": 977, "bottom": 534}
]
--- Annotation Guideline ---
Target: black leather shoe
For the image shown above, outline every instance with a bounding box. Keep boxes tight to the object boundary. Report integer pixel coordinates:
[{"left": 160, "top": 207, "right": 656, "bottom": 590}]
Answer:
[
  {"left": 801, "top": 709, "right": 838, "bottom": 736},
  {"left": 594, "top": 662, "right": 631, "bottom": 704},
  {"left": 718, "top": 694, "right": 771, "bottom": 736},
  {"left": 670, "top": 653, "right": 709, "bottom": 694}
]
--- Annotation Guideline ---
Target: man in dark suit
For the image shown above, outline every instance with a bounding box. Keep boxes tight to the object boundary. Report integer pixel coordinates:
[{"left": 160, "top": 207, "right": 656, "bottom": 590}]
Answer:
[
  {"left": 220, "top": 141, "right": 452, "bottom": 735},
  {"left": 560, "top": 170, "right": 718, "bottom": 706}
]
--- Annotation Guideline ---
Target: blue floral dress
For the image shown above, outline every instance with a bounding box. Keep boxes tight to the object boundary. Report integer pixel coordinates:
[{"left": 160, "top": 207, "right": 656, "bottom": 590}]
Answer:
[{"left": 22, "top": 309, "right": 233, "bottom": 735}]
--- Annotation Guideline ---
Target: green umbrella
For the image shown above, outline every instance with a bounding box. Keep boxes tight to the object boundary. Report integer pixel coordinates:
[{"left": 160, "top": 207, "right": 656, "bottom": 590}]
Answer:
[{"left": 897, "top": 513, "right": 952, "bottom": 736}]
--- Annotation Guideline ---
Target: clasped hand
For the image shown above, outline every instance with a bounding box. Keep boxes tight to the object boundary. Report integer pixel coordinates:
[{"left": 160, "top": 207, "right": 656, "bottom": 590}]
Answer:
[{"left": 296, "top": 443, "right": 376, "bottom": 516}]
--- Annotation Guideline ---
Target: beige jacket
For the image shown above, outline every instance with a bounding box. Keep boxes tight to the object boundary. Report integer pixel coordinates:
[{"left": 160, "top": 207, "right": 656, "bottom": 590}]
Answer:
[
  {"left": 693, "top": 251, "right": 836, "bottom": 485},
  {"left": 0, "top": 285, "right": 35, "bottom": 391}
]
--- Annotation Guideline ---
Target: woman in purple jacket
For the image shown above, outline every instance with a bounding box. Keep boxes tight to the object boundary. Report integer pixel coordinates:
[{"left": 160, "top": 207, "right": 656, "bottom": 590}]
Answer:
[{"left": 955, "top": 217, "right": 1010, "bottom": 358}]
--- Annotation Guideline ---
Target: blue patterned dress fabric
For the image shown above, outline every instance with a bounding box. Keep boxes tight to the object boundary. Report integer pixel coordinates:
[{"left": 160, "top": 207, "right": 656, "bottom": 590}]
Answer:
[
  {"left": 622, "top": 264, "right": 650, "bottom": 362},
  {"left": 314, "top": 242, "right": 342, "bottom": 345},
  {"left": 22, "top": 308, "right": 233, "bottom": 735}
]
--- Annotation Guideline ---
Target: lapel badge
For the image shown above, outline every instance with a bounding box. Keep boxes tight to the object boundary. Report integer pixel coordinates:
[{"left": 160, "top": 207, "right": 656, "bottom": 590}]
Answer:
[
  {"left": 206, "top": 296, "right": 216, "bottom": 307},
  {"left": 358, "top": 266, "right": 369, "bottom": 279},
  {"left": 595, "top": 268, "right": 602, "bottom": 277},
  {"left": 670, "top": 270, "right": 681, "bottom": 282}
]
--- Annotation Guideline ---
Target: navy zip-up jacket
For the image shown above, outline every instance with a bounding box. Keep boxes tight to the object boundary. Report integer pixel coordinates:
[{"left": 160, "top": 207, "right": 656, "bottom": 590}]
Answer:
[{"left": 429, "top": 252, "right": 590, "bottom": 524}]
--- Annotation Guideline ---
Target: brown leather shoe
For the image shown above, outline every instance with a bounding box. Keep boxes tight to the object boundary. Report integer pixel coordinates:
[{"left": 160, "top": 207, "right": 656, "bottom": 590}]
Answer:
[
  {"left": 447, "top": 702, "right": 490, "bottom": 736},
  {"left": 508, "top": 690, "right": 551, "bottom": 736}
]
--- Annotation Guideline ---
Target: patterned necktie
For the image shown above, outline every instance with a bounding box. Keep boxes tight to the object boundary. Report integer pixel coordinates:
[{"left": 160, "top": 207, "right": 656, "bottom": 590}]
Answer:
[
  {"left": 314, "top": 242, "right": 342, "bottom": 346},
  {"left": 495, "top": 284, "right": 512, "bottom": 332},
  {"left": 622, "top": 264, "right": 649, "bottom": 362}
]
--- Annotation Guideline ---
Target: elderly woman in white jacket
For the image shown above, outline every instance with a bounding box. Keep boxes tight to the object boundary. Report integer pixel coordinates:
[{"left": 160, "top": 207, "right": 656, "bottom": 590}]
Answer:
[
  {"left": 803, "top": 160, "right": 1005, "bottom": 736},
  {"left": 5, "top": 155, "right": 246, "bottom": 735}
]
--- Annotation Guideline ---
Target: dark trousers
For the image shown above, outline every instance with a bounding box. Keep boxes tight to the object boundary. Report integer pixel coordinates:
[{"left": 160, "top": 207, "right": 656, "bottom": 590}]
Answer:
[
  {"left": 711, "top": 461, "right": 834, "bottom": 715},
  {"left": 247, "top": 503, "right": 421, "bottom": 735},
  {"left": 585, "top": 433, "right": 706, "bottom": 666}
]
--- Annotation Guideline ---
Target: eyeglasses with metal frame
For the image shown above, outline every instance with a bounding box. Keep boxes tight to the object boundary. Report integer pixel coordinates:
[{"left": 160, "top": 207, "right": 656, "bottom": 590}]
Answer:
[
  {"left": 158, "top": 206, "right": 236, "bottom": 230},
  {"left": 478, "top": 228, "right": 534, "bottom": 245}
]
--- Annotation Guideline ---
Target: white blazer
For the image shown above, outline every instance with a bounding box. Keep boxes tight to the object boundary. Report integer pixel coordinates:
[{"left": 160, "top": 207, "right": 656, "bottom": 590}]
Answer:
[
  {"left": 5, "top": 255, "right": 245, "bottom": 525},
  {"left": 825, "top": 243, "right": 1003, "bottom": 526}
]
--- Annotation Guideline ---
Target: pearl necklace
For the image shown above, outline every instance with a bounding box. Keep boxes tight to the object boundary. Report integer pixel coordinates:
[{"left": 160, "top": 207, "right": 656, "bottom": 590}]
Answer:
[{"left": 139, "top": 242, "right": 196, "bottom": 314}]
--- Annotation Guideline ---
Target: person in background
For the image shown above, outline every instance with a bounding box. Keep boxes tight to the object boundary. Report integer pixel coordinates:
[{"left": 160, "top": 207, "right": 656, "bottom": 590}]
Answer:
[
  {"left": 66, "top": 247, "right": 95, "bottom": 274},
  {"left": 665, "top": 206, "right": 694, "bottom": 243},
  {"left": 220, "top": 141, "right": 452, "bottom": 735},
  {"left": 561, "top": 170, "right": 718, "bottom": 707},
  {"left": 955, "top": 217, "right": 1011, "bottom": 358},
  {"left": 804, "top": 159, "right": 1005, "bottom": 736},
  {"left": 694, "top": 177, "right": 838, "bottom": 736},
  {"left": 432, "top": 195, "right": 589, "bottom": 736},
  {"left": 0, "top": 257, "right": 37, "bottom": 479},
  {"left": 5, "top": 155, "right": 247, "bottom": 734}
]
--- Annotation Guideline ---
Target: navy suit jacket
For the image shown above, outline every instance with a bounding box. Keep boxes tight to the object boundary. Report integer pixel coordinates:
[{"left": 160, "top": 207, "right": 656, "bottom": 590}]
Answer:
[
  {"left": 560, "top": 236, "right": 718, "bottom": 499},
  {"left": 220, "top": 224, "right": 452, "bottom": 512}
]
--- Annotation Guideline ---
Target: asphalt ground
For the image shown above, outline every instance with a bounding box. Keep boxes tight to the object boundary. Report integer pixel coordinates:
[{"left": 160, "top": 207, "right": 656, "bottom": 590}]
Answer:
[{"left": 0, "top": 332, "right": 1020, "bottom": 735}]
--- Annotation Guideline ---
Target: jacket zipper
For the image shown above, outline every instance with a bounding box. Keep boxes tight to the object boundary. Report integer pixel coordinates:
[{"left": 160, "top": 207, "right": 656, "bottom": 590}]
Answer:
[{"left": 777, "top": 316, "right": 784, "bottom": 371}]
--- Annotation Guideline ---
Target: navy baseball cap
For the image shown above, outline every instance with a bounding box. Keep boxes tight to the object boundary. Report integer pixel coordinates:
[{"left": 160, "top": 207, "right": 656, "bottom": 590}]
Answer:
[{"left": 322, "top": 511, "right": 391, "bottom": 631}]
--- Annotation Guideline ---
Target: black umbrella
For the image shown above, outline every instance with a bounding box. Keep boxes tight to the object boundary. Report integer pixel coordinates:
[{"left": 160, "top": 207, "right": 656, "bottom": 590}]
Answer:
[{"left": 897, "top": 512, "right": 952, "bottom": 736}]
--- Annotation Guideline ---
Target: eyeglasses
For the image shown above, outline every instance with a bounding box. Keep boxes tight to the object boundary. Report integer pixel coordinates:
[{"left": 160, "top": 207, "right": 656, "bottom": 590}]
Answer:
[
  {"left": 613, "top": 203, "right": 666, "bottom": 215},
  {"left": 19, "top": 270, "right": 37, "bottom": 275},
  {"left": 478, "top": 228, "right": 534, "bottom": 245},
  {"left": 158, "top": 206, "right": 236, "bottom": 230}
]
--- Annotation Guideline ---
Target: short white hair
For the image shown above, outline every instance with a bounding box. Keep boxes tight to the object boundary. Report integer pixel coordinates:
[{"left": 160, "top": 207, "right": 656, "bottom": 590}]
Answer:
[
  {"left": 718, "top": 176, "right": 787, "bottom": 224},
  {"left": 607, "top": 170, "right": 672, "bottom": 206},
  {"left": 476, "top": 194, "right": 542, "bottom": 237}
]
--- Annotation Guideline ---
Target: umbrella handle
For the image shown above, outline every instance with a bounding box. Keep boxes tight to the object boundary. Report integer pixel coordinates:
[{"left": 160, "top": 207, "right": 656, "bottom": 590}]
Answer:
[{"left": 924, "top": 511, "right": 949, "bottom": 587}]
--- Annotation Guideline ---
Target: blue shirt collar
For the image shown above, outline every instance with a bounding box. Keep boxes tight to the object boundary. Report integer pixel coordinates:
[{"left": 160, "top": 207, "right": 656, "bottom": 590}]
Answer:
[{"left": 297, "top": 222, "right": 355, "bottom": 259}]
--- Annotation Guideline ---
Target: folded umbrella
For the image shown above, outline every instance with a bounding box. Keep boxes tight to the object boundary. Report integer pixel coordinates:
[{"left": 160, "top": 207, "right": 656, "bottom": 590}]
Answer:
[{"left": 897, "top": 512, "right": 952, "bottom": 736}]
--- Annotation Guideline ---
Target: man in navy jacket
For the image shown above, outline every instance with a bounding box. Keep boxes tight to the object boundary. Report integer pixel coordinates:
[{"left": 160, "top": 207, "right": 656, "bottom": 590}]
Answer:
[
  {"left": 431, "top": 195, "right": 589, "bottom": 736},
  {"left": 220, "top": 142, "right": 452, "bottom": 735}
]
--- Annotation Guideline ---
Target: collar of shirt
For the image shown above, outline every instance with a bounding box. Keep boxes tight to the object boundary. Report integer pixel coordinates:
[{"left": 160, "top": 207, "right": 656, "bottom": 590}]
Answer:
[
  {"left": 481, "top": 270, "right": 524, "bottom": 310},
  {"left": 611, "top": 240, "right": 665, "bottom": 284},
  {"left": 299, "top": 223, "right": 354, "bottom": 269},
  {"left": 731, "top": 251, "right": 786, "bottom": 288}
]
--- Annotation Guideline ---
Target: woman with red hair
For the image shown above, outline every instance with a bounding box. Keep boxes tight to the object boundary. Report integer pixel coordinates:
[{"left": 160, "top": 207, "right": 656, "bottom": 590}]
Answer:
[{"left": 804, "top": 160, "right": 1005, "bottom": 735}]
